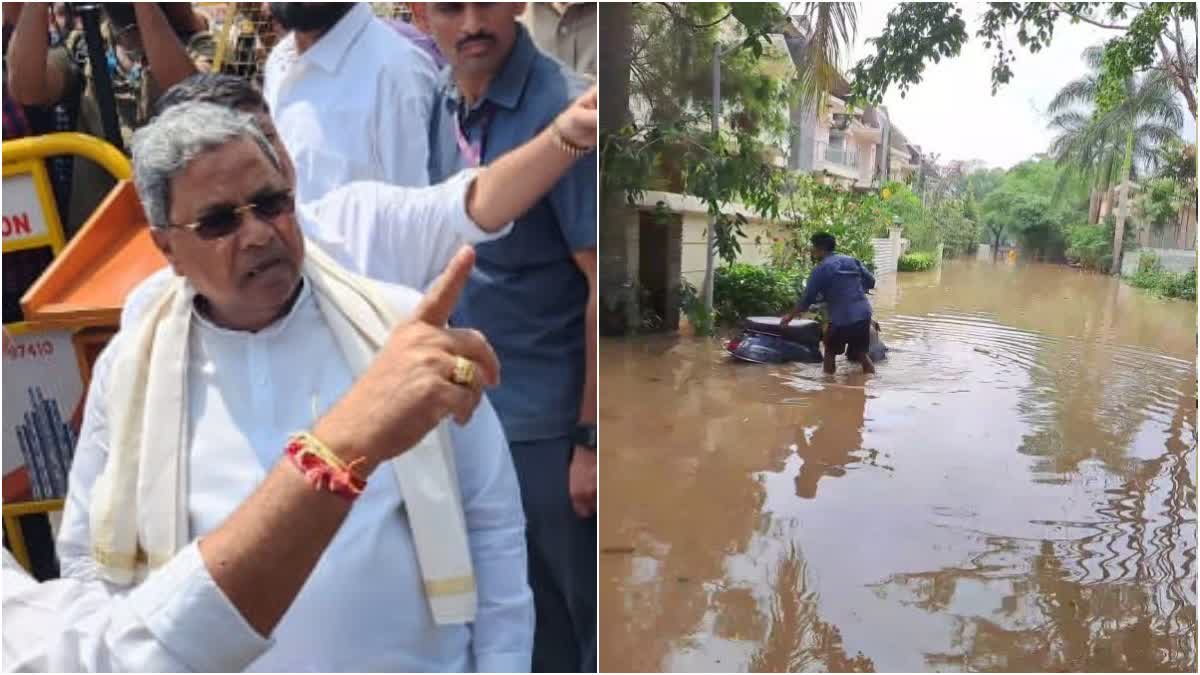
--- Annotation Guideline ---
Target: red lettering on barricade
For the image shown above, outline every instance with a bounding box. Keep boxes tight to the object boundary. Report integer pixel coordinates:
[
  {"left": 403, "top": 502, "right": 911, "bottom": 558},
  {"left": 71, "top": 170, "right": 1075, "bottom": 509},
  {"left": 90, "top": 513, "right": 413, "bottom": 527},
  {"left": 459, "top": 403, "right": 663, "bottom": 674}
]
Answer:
[
  {"left": 2, "top": 213, "right": 33, "bottom": 238},
  {"left": 3, "top": 340, "right": 54, "bottom": 360}
]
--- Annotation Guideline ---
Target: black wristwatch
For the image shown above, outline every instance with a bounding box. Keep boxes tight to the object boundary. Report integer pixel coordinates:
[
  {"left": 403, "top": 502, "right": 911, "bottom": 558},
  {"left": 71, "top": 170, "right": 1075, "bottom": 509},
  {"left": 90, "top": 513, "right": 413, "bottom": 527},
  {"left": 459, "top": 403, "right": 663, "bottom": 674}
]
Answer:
[{"left": 571, "top": 423, "right": 597, "bottom": 452}]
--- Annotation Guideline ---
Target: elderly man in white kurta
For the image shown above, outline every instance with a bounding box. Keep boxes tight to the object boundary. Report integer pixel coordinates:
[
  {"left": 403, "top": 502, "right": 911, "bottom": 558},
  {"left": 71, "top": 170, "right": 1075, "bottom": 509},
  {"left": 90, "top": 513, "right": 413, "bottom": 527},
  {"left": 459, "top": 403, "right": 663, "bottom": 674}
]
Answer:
[{"left": 56, "top": 103, "right": 533, "bottom": 672}]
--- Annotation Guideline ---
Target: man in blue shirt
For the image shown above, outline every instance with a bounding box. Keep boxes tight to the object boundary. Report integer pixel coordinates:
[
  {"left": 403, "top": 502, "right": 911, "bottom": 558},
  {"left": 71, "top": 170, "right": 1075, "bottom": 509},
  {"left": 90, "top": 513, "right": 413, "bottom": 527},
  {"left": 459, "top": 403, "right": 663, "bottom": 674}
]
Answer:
[
  {"left": 781, "top": 232, "right": 877, "bottom": 374},
  {"left": 417, "top": 3, "right": 596, "bottom": 671}
]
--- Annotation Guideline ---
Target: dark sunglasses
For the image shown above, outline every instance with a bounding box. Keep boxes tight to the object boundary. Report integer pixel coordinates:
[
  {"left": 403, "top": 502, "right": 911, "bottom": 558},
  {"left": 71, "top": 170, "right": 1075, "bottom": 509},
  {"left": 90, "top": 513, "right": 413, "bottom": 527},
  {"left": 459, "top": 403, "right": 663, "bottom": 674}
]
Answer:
[{"left": 169, "top": 189, "right": 295, "bottom": 240}]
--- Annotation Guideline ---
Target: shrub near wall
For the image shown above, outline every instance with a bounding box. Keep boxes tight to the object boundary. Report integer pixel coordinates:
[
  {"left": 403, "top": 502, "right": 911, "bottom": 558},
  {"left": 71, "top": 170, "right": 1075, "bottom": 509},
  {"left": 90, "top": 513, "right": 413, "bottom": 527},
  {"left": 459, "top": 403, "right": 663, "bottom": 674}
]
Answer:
[
  {"left": 1065, "top": 223, "right": 1113, "bottom": 271},
  {"left": 1128, "top": 253, "right": 1197, "bottom": 301},
  {"left": 712, "top": 263, "right": 801, "bottom": 324},
  {"left": 898, "top": 252, "right": 937, "bottom": 272}
]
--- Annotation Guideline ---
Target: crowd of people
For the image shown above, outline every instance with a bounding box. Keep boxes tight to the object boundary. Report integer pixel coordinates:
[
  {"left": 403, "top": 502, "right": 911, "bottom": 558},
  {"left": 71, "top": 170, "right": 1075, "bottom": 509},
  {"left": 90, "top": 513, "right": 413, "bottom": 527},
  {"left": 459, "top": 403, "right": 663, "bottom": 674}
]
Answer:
[{"left": 3, "top": 2, "right": 598, "bottom": 672}]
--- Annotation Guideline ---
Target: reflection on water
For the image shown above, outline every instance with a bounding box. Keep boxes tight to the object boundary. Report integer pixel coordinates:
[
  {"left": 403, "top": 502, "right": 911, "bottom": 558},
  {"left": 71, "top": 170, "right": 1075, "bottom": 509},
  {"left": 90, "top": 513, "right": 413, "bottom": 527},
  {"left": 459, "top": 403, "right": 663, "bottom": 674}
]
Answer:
[{"left": 599, "top": 261, "right": 1197, "bottom": 672}]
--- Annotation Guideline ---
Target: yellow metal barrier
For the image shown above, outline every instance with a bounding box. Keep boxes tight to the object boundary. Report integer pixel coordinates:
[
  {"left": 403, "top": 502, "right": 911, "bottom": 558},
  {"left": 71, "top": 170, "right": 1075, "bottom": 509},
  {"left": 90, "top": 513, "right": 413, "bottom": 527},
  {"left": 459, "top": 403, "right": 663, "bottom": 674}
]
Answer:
[
  {"left": 2, "top": 132, "right": 130, "bottom": 255},
  {"left": 3, "top": 132, "right": 132, "bottom": 181},
  {"left": 2, "top": 134, "right": 125, "bottom": 574},
  {"left": 3, "top": 499, "right": 65, "bottom": 573}
]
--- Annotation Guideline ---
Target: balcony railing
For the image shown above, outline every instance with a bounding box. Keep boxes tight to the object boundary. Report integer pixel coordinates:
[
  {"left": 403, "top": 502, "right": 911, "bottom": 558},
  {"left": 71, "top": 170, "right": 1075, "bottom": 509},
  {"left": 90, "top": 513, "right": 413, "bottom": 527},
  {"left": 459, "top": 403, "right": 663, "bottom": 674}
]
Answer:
[{"left": 817, "top": 141, "right": 858, "bottom": 168}]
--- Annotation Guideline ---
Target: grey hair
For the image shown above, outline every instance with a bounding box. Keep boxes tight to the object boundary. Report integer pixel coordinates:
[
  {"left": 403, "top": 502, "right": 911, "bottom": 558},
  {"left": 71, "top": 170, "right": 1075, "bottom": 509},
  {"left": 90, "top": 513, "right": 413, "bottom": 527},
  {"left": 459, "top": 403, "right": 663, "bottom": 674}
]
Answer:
[{"left": 131, "top": 101, "right": 282, "bottom": 229}]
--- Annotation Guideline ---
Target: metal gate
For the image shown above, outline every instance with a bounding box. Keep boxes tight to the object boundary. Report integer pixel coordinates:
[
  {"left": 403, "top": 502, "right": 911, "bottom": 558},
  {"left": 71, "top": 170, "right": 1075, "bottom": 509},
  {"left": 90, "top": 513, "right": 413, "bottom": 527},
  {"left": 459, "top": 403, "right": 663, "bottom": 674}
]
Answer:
[{"left": 871, "top": 227, "right": 903, "bottom": 278}]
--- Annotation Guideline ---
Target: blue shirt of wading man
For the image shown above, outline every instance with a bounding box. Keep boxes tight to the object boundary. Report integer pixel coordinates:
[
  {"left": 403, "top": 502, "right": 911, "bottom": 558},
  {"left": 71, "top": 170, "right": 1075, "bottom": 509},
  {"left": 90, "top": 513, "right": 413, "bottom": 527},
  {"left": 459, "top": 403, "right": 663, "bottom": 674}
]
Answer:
[
  {"left": 797, "top": 253, "right": 876, "bottom": 327},
  {"left": 428, "top": 25, "right": 595, "bottom": 443}
]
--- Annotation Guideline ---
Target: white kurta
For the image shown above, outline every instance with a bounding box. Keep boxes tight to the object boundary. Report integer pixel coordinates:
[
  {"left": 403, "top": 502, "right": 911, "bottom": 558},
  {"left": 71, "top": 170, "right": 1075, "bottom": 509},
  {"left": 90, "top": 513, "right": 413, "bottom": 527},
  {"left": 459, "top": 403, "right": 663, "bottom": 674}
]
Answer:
[
  {"left": 3, "top": 545, "right": 269, "bottom": 672},
  {"left": 57, "top": 280, "right": 534, "bottom": 671},
  {"left": 298, "top": 169, "right": 511, "bottom": 290},
  {"left": 263, "top": 2, "right": 437, "bottom": 203}
]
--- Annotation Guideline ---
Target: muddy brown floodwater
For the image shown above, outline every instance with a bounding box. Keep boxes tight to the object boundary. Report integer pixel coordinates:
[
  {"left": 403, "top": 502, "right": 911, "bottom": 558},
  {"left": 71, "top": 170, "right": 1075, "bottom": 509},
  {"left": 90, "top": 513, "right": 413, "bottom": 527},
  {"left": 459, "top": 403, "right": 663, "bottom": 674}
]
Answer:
[{"left": 599, "top": 260, "right": 1197, "bottom": 673}]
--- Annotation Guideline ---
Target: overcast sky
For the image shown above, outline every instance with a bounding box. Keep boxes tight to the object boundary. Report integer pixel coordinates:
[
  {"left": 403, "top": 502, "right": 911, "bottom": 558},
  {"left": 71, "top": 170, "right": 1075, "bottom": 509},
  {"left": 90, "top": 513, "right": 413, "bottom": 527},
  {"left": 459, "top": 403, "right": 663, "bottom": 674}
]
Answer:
[{"left": 845, "top": 3, "right": 1197, "bottom": 170}]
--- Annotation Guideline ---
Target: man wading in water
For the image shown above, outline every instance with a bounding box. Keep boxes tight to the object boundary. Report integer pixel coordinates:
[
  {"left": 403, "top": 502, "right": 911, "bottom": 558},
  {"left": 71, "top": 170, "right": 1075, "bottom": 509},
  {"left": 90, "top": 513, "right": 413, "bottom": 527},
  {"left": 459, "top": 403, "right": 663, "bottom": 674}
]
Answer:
[{"left": 781, "top": 232, "right": 876, "bottom": 375}]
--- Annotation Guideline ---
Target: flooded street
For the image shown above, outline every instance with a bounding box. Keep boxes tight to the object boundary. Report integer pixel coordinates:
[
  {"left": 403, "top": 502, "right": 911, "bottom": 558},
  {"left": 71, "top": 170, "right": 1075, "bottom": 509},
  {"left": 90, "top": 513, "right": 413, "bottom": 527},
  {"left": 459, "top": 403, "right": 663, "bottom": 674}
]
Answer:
[{"left": 599, "top": 260, "right": 1197, "bottom": 672}]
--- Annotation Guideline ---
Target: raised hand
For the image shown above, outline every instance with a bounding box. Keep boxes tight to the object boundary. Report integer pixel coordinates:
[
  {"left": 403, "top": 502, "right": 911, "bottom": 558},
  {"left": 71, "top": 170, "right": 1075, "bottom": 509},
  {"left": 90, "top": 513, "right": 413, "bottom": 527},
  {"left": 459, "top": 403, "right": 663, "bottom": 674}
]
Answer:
[
  {"left": 314, "top": 247, "right": 500, "bottom": 472},
  {"left": 554, "top": 85, "right": 598, "bottom": 150}
]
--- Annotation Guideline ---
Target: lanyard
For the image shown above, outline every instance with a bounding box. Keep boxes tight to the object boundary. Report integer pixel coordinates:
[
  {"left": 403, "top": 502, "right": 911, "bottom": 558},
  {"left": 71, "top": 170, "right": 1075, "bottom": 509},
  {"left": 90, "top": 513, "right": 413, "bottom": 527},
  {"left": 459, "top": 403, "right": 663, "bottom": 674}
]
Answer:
[{"left": 453, "top": 101, "right": 495, "bottom": 168}]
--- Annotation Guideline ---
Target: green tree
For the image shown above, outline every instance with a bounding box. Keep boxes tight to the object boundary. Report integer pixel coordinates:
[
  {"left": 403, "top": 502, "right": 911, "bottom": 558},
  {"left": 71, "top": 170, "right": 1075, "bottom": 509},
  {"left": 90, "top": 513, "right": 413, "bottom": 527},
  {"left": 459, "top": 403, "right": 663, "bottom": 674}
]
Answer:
[
  {"left": 1150, "top": 138, "right": 1198, "bottom": 186},
  {"left": 849, "top": 3, "right": 1197, "bottom": 120},
  {"left": 980, "top": 159, "right": 1090, "bottom": 260},
  {"left": 1139, "top": 139, "right": 1198, "bottom": 228},
  {"left": 933, "top": 198, "right": 980, "bottom": 257},
  {"left": 770, "top": 173, "right": 880, "bottom": 277},
  {"left": 882, "top": 181, "right": 936, "bottom": 250},
  {"left": 599, "top": 2, "right": 858, "bottom": 335},
  {"left": 1045, "top": 46, "right": 1183, "bottom": 272},
  {"left": 1137, "top": 177, "right": 1192, "bottom": 228}
]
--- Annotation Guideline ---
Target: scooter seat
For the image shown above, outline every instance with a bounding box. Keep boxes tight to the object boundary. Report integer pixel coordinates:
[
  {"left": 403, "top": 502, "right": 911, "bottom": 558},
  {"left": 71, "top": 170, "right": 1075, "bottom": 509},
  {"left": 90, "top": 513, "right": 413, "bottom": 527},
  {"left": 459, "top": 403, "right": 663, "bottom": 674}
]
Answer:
[{"left": 743, "top": 316, "right": 822, "bottom": 343}]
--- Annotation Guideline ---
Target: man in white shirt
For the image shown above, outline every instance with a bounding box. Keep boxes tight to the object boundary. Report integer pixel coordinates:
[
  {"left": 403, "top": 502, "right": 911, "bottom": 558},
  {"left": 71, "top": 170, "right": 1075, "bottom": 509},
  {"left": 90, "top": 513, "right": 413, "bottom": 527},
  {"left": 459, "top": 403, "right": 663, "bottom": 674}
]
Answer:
[
  {"left": 152, "top": 72, "right": 597, "bottom": 291},
  {"left": 56, "top": 102, "right": 532, "bottom": 671},
  {"left": 263, "top": 2, "right": 437, "bottom": 203},
  {"left": 4, "top": 258, "right": 490, "bottom": 671}
]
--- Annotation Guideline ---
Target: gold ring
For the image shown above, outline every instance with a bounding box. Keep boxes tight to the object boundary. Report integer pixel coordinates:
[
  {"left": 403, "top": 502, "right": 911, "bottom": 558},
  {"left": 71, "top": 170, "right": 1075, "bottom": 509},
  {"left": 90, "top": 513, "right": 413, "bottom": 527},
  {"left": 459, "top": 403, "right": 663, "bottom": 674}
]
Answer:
[{"left": 451, "top": 356, "right": 477, "bottom": 388}]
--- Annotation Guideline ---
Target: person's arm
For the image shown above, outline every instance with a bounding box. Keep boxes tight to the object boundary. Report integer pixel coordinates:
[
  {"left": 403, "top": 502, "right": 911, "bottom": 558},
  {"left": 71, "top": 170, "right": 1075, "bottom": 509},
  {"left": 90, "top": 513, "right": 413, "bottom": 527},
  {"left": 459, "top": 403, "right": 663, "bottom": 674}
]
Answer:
[
  {"left": 133, "top": 3, "right": 198, "bottom": 91},
  {"left": 194, "top": 458, "right": 350, "bottom": 636},
  {"left": 3, "top": 544, "right": 268, "bottom": 673},
  {"left": 858, "top": 258, "right": 876, "bottom": 291},
  {"left": 544, "top": 83, "right": 598, "bottom": 518},
  {"left": 780, "top": 266, "right": 826, "bottom": 325},
  {"left": 9, "top": 439, "right": 446, "bottom": 672},
  {"left": 327, "top": 85, "right": 596, "bottom": 289},
  {"left": 158, "top": 3, "right": 208, "bottom": 35},
  {"left": 6, "top": 2, "right": 70, "bottom": 105},
  {"left": 2, "top": 3, "right": 23, "bottom": 29},
  {"left": 8, "top": 464, "right": 351, "bottom": 672},
  {"left": 569, "top": 249, "right": 597, "bottom": 518},
  {"left": 797, "top": 265, "right": 829, "bottom": 313},
  {"left": 466, "top": 86, "right": 597, "bottom": 231},
  {"left": 449, "top": 397, "right": 534, "bottom": 672}
]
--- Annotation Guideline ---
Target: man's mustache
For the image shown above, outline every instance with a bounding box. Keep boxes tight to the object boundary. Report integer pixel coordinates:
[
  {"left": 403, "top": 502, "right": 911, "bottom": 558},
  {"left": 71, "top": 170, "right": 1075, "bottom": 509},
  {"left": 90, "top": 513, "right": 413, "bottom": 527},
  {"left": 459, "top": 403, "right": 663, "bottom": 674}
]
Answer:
[{"left": 456, "top": 33, "right": 496, "bottom": 52}]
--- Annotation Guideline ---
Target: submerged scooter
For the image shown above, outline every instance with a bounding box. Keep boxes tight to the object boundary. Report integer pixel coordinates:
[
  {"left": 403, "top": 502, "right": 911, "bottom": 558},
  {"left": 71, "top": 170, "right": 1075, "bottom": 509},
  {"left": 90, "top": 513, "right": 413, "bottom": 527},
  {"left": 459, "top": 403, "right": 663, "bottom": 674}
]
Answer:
[
  {"left": 725, "top": 303, "right": 889, "bottom": 365},
  {"left": 725, "top": 316, "right": 825, "bottom": 364}
]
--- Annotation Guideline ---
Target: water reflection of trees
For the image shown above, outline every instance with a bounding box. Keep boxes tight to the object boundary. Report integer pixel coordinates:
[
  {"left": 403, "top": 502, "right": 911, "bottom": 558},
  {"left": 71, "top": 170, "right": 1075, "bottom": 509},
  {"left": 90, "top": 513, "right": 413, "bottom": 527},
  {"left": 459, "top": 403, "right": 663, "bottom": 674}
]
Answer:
[
  {"left": 890, "top": 261, "right": 1194, "bottom": 480},
  {"left": 600, "top": 339, "right": 795, "bottom": 670},
  {"left": 875, "top": 393, "right": 1196, "bottom": 672},
  {"left": 912, "top": 539, "right": 1196, "bottom": 672},
  {"left": 748, "top": 544, "right": 876, "bottom": 673},
  {"left": 600, "top": 338, "right": 871, "bottom": 671},
  {"left": 1014, "top": 284, "right": 1193, "bottom": 478}
]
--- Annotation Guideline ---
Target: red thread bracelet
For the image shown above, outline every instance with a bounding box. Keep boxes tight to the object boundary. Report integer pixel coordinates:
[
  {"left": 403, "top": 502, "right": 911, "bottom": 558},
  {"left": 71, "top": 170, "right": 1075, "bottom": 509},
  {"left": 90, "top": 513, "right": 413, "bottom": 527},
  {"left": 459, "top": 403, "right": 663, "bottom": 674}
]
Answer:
[{"left": 285, "top": 435, "right": 367, "bottom": 501}]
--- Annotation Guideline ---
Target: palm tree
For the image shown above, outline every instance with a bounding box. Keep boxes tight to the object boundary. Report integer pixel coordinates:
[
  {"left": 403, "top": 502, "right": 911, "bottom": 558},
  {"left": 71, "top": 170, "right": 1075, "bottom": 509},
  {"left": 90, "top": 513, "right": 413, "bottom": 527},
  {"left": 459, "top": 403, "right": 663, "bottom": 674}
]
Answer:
[
  {"left": 784, "top": 3, "right": 860, "bottom": 109},
  {"left": 1050, "top": 110, "right": 1118, "bottom": 222},
  {"left": 1047, "top": 46, "right": 1184, "bottom": 274}
]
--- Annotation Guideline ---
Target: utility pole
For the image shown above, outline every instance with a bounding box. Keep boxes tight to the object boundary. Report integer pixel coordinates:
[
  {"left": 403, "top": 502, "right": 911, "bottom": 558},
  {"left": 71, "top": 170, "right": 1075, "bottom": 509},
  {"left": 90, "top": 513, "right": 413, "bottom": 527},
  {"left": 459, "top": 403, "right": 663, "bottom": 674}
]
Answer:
[{"left": 702, "top": 43, "right": 721, "bottom": 320}]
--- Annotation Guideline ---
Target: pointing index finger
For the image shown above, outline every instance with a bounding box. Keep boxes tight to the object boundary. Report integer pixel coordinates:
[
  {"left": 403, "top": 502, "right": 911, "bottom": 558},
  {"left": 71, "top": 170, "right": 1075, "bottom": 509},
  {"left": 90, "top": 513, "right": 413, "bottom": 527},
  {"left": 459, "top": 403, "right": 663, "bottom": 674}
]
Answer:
[{"left": 415, "top": 246, "right": 475, "bottom": 327}]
